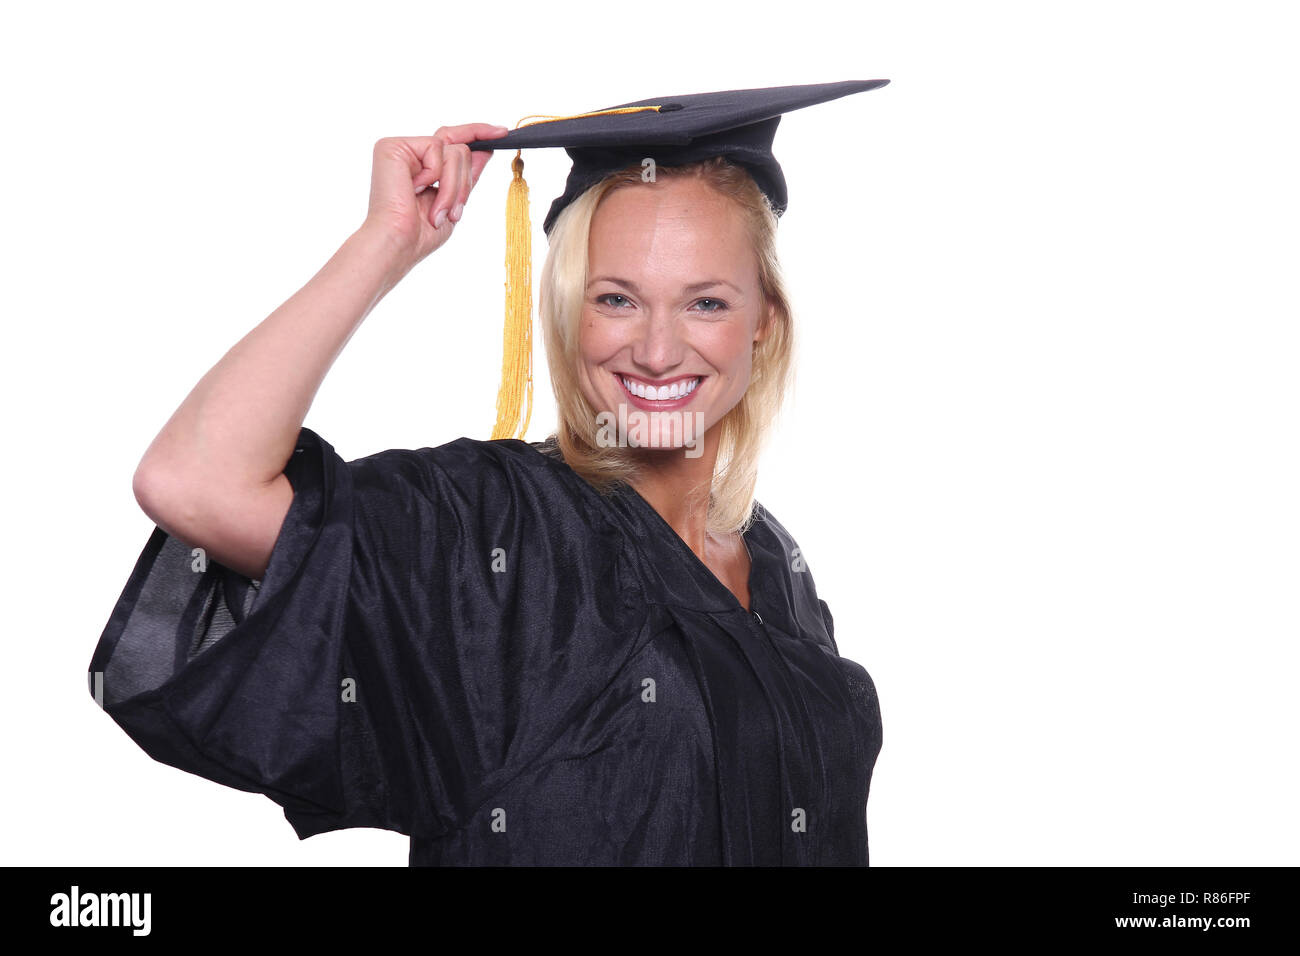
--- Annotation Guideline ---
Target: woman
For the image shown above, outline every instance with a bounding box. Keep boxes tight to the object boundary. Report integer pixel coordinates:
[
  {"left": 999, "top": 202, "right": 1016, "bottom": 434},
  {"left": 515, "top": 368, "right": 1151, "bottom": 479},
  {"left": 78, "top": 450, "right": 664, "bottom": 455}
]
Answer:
[{"left": 89, "top": 85, "right": 886, "bottom": 866}]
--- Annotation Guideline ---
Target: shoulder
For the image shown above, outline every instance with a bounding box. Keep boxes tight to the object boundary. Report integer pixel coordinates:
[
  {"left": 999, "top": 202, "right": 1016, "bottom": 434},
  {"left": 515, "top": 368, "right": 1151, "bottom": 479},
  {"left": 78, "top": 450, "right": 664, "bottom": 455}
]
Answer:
[
  {"left": 325, "top": 431, "right": 625, "bottom": 552},
  {"left": 301, "top": 427, "right": 642, "bottom": 608},
  {"left": 348, "top": 435, "right": 561, "bottom": 482},
  {"left": 748, "top": 500, "right": 817, "bottom": 577},
  {"left": 748, "top": 500, "right": 840, "bottom": 653},
  {"left": 748, "top": 499, "right": 796, "bottom": 551},
  {"left": 343, "top": 434, "right": 590, "bottom": 508},
  {"left": 288, "top": 426, "right": 613, "bottom": 531}
]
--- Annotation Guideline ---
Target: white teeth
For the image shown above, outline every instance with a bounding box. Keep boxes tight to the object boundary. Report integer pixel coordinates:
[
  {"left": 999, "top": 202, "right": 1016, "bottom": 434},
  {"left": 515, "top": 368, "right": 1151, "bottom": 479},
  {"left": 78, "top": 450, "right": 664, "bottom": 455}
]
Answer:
[{"left": 621, "top": 376, "right": 700, "bottom": 400}]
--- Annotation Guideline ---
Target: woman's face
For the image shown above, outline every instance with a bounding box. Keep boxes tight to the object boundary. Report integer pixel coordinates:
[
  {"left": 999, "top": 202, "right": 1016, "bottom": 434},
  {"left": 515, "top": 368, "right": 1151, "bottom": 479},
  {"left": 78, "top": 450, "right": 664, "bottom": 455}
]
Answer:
[{"left": 577, "top": 176, "right": 769, "bottom": 453}]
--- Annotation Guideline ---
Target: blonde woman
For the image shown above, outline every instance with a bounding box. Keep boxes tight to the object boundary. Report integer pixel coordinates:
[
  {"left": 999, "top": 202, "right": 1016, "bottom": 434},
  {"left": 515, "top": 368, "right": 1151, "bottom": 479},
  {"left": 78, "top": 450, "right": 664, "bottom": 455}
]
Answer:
[{"left": 89, "top": 82, "right": 887, "bottom": 866}]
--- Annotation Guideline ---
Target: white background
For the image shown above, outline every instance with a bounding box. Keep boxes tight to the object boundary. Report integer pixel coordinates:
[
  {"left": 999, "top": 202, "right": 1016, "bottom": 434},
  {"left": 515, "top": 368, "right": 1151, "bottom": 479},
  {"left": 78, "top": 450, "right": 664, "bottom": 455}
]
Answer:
[{"left": 3, "top": 0, "right": 1296, "bottom": 866}]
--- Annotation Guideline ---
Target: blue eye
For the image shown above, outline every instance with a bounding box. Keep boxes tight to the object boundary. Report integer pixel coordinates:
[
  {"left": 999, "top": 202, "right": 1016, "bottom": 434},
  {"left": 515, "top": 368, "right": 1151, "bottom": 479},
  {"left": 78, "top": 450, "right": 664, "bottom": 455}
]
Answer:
[{"left": 594, "top": 293, "right": 728, "bottom": 312}]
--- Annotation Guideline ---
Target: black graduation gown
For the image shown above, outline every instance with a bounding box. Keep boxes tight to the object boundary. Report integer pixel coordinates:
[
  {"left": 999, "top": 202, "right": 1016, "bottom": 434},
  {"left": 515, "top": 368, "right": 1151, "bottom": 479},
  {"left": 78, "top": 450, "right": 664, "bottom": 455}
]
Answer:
[{"left": 88, "top": 426, "right": 883, "bottom": 865}]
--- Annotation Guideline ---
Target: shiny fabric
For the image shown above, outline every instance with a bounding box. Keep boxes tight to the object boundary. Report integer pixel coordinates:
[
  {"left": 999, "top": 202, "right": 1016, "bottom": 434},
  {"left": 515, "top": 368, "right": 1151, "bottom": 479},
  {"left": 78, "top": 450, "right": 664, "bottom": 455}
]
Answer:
[{"left": 88, "top": 426, "right": 883, "bottom": 865}]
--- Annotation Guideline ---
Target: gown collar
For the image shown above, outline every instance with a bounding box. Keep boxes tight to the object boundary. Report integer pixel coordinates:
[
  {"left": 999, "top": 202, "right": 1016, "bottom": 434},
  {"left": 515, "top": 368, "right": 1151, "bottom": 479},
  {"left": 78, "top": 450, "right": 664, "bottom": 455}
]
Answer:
[
  {"left": 522, "top": 435, "right": 782, "bottom": 619},
  {"left": 607, "top": 479, "right": 778, "bottom": 619}
]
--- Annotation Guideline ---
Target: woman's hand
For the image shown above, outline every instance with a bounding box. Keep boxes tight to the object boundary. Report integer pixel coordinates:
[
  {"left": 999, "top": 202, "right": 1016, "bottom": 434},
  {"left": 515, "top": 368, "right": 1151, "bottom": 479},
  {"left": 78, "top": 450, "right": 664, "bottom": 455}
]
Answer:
[{"left": 361, "top": 124, "right": 510, "bottom": 271}]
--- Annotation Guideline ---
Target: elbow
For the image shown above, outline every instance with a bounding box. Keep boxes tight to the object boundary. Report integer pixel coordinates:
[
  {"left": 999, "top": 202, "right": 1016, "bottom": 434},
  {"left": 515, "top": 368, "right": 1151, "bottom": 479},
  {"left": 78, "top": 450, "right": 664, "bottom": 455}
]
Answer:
[
  {"left": 130, "top": 462, "right": 286, "bottom": 582},
  {"left": 132, "top": 462, "right": 169, "bottom": 524},
  {"left": 132, "top": 462, "right": 204, "bottom": 533}
]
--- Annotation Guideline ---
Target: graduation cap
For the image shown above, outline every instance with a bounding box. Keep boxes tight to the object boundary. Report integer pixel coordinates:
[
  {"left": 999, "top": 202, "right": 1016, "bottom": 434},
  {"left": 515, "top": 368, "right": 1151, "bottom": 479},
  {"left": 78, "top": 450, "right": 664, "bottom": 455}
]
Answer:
[{"left": 466, "top": 79, "right": 890, "bottom": 440}]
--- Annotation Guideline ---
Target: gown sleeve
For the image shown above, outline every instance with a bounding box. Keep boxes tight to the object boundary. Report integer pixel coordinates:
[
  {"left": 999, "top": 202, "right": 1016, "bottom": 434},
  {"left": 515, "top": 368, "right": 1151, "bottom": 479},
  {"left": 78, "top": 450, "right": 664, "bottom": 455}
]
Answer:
[{"left": 87, "top": 425, "right": 636, "bottom": 841}]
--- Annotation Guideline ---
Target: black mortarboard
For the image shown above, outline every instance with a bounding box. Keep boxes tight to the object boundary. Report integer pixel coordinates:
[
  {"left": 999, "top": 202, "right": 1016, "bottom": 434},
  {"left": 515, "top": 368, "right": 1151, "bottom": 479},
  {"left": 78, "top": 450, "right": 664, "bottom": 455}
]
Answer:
[{"left": 466, "top": 79, "right": 890, "bottom": 440}]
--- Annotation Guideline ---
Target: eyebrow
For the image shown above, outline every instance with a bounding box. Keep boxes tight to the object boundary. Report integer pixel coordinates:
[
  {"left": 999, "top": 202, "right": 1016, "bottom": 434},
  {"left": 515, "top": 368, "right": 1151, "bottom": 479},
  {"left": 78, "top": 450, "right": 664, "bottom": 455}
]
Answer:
[{"left": 587, "top": 276, "right": 743, "bottom": 295}]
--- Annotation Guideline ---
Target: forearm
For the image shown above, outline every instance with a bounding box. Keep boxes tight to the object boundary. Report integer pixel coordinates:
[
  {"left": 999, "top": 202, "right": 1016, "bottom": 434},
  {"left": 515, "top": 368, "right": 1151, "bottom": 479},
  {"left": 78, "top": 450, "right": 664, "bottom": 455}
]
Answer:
[{"left": 136, "top": 225, "right": 409, "bottom": 495}]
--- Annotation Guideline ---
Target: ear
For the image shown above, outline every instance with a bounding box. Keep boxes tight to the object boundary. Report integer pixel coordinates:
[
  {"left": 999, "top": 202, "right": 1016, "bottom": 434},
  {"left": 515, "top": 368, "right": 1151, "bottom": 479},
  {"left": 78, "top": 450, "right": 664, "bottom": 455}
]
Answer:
[{"left": 753, "top": 301, "right": 775, "bottom": 345}]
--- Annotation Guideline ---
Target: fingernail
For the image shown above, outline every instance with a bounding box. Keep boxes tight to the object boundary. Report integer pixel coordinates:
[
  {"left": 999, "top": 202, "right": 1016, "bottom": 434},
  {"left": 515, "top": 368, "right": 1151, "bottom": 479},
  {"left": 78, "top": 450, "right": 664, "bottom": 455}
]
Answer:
[
  {"left": 452, "top": 203, "right": 464, "bottom": 221},
  {"left": 434, "top": 208, "right": 447, "bottom": 228}
]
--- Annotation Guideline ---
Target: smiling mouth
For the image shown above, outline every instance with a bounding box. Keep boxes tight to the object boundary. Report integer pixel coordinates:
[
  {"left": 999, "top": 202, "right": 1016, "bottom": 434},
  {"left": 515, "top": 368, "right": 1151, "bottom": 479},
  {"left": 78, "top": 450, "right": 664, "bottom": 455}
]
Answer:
[{"left": 616, "top": 373, "right": 704, "bottom": 402}]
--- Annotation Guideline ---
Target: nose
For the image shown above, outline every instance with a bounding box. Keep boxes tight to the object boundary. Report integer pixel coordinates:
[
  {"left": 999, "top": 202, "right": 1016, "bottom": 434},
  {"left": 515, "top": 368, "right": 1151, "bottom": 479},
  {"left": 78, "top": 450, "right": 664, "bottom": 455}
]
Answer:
[{"left": 628, "top": 313, "right": 687, "bottom": 376}]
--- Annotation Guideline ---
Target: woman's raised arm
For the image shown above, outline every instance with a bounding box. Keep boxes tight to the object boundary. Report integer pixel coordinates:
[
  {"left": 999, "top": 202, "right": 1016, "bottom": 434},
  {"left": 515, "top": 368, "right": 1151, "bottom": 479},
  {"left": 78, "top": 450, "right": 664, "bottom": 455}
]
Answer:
[{"left": 132, "top": 125, "right": 507, "bottom": 580}]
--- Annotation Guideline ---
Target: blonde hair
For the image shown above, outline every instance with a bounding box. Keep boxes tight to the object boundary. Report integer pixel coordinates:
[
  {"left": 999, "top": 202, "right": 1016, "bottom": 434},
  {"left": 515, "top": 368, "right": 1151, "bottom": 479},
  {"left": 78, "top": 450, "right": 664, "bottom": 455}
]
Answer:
[{"left": 539, "top": 156, "right": 795, "bottom": 535}]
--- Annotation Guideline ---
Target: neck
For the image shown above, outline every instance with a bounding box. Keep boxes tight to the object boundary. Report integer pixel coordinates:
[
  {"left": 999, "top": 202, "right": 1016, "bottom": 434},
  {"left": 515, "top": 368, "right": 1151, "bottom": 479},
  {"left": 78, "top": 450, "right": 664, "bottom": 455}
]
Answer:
[{"left": 627, "top": 427, "right": 722, "bottom": 558}]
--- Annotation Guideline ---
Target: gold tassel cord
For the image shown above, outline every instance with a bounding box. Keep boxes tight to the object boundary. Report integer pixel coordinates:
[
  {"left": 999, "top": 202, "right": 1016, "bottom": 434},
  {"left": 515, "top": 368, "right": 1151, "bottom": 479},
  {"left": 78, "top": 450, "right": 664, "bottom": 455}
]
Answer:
[
  {"left": 488, "top": 105, "right": 666, "bottom": 441},
  {"left": 491, "top": 152, "right": 534, "bottom": 440}
]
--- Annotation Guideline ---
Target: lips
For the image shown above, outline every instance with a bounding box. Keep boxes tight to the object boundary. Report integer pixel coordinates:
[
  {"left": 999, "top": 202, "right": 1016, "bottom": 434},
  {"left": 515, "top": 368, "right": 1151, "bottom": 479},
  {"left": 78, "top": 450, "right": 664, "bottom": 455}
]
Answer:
[
  {"left": 620, "top": 375, "right": 701, "bottom": 401},
  {"left": 615, "top": 371, "right": 704, "bottom": 410}
]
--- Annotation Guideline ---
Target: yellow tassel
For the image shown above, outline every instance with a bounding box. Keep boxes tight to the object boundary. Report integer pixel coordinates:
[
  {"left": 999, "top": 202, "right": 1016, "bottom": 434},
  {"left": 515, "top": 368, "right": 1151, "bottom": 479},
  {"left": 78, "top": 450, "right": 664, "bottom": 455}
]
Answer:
[{"left": 491, "top": 151, "right": 534, "bottom": 441}]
